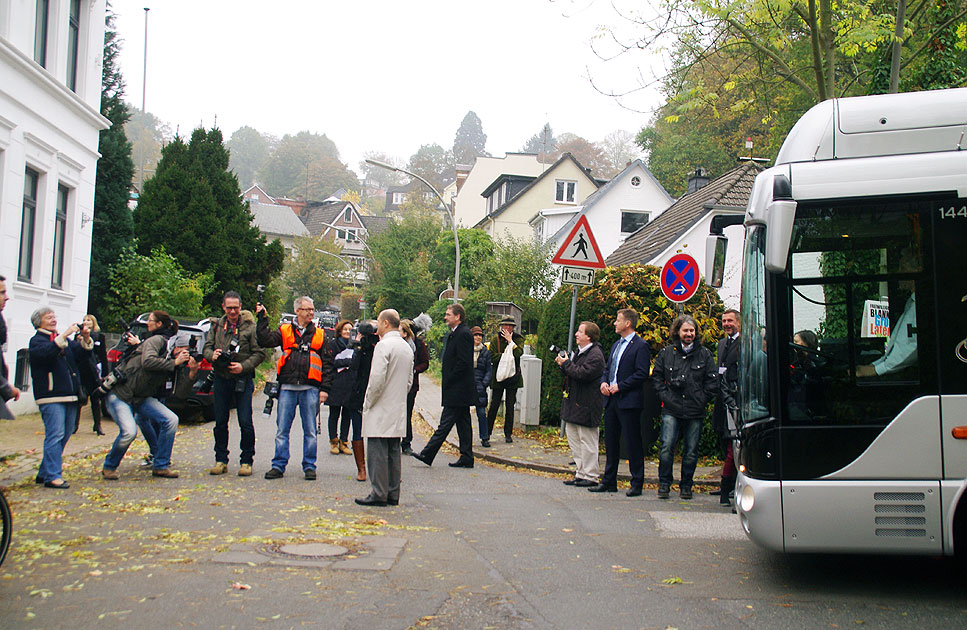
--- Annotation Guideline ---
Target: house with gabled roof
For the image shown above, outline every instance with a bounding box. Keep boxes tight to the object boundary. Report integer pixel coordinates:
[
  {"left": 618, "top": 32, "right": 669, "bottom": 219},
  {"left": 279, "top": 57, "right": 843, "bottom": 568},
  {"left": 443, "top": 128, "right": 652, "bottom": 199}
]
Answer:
[
  {"left": 248, "top": 201, "right": 309, "bottom": 253},
  {"left": 453, "top": 153, "right": 545, "bottom": 228},
  {"left": 241, "top": 184, "right": 275, "bottom": 205},
  {"left": 301, "top": 199, "right": 376, "bottom": 285},
  {"left": 605, "top": 163, "right": 763, "bottom": 308},
  {"left": 473, "top": 153, "right": 602, "bottom": 241},
  {"left": 531, "top": 159, "right": 674, "bottom": 262}
]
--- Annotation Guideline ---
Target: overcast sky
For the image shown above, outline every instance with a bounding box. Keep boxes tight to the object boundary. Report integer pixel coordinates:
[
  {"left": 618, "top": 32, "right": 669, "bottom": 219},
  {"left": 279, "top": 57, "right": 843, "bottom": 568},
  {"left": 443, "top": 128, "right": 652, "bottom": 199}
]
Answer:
[{"left": 111, "top": 0, "right": 663, "bottom": 176}]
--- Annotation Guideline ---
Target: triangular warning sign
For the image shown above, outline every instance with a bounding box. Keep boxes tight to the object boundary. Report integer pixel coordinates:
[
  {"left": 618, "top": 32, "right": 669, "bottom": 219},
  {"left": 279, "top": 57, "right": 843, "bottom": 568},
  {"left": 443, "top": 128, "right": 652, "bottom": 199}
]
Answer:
[{"left": 551, "top": 215, "right": 606, "bottom": 269}]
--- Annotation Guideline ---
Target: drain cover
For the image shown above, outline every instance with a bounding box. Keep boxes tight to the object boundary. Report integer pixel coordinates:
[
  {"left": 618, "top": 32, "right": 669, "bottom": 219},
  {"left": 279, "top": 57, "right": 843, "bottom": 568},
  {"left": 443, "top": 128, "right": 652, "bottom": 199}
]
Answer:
[{"left": 272, "top": 543, "right": 348, "bottom": 558}]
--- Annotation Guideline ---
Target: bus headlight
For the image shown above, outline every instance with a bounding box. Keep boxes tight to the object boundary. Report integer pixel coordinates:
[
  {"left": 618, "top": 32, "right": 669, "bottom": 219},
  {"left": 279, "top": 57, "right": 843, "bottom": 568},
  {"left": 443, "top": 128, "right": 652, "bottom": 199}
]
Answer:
[{"left": 739, "top": 484, "right": 755, "bottom": 512}]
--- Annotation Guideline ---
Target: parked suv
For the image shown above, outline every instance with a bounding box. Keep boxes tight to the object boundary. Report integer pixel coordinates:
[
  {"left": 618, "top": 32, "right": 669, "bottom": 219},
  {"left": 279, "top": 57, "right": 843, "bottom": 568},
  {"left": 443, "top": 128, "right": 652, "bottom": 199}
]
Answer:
[{"left": 106, "top": 314, "right": 215, "bottom": 422}]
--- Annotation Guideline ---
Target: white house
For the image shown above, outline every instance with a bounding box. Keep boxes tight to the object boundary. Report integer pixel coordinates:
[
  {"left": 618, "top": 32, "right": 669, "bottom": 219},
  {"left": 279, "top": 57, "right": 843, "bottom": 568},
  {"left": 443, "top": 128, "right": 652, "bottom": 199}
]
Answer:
[
  {"left": 606, "top": 163, "right": 763, "bottom": 309},
  {"left": 453, "top": 152, "right": 545, "bottom": 229},
  {"left": 532, "top": 159, "right": 674, "bottom": 261},
  {"left": 1, "top": 1, "right": 110, "bottom": 413}
]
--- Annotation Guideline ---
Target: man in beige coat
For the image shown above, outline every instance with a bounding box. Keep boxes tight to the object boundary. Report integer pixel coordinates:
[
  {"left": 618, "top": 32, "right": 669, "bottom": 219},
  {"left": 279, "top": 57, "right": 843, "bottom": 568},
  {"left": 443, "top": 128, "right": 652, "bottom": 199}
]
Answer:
[{"left": 355, "top": 309, "right": 414, "bottom": 507}]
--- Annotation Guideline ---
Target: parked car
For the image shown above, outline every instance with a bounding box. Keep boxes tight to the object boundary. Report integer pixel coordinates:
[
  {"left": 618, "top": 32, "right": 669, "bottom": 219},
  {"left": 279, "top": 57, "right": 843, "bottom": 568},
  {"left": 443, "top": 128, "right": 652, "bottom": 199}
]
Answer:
[{"left": 106, "top": 314, "right": 215, "bottom": 422}]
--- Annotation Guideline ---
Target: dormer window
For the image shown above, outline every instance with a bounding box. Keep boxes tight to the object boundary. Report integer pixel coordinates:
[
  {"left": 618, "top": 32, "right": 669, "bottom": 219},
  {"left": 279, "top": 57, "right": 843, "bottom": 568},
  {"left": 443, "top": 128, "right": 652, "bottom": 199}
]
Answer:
[
  {"left": 392, "top": 192, "right": 405, "bottom": 205},
  {"left": 555, "top": 180, "right": 577, "bottom": 204}
]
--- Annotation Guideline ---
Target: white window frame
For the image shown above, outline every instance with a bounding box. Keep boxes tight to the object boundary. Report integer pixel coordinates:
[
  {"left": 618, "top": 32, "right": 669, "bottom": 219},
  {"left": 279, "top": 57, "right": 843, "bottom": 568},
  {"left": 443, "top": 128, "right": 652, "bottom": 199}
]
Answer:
[
  {"left": 344, "top": 206, "right": 352, "bottom": 222},
  {"left": 346, "top": 228, "right": 358, "bottom": 242},
  {"left": 392, "top": 192, "right": 405, "bottom": 205},
  {"left": 19, "top": 167, "right": 42, "bottom": 283},
  {"left": 555, "top": 180, "right": 577, "bottom": 204},
  {"left": 52, "top": 183, "right": 70, "bottom": 289}
]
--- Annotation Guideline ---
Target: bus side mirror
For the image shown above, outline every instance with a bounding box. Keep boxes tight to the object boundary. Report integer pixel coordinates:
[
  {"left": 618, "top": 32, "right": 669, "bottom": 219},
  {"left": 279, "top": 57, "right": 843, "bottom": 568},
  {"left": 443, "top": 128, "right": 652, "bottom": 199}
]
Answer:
[
  {"left": 765, "top": 200, "right": 797, "bottom": 273},
  {"left": 706, "top": 234, "right": 727, "bottom": 288}
]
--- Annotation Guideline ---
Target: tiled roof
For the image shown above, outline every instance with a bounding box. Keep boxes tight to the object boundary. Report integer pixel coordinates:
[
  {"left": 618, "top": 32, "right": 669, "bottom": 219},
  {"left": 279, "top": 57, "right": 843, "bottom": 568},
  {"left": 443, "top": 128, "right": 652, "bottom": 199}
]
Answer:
[
  {"left": 248, "top": 202, "right": 309, "bottom": 238},
  {"left": 301, "top": 202, "right": 344, "bottom": 236},
  {"left": 361, "top": 215, "right": 391, "bottom": 234},
  {"left": 605, "top": 162, "right": 762, "bottom": 267}
]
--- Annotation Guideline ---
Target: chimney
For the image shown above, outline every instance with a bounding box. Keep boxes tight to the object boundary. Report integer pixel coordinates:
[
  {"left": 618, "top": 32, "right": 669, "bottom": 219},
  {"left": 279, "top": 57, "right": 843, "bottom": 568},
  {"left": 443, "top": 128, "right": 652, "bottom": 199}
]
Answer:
[{"left": 686, "top": 167, "right": 710, "bottom": 194}]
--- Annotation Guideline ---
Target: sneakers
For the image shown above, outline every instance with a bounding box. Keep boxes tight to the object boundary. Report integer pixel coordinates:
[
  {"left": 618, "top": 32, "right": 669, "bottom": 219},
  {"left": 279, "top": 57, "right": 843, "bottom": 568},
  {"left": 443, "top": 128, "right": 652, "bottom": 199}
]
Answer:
[
  {"left": 152, "top": 468, "right": 179, "bottom": 478},
  {"left": 101, "top": 468, "right": 120, "bottom": 480},
  {"left": 264, "top": 468, "right": 284, "bottom": 479},
  {"left": 329, "top": 438, "right": 340, "bottom": 455},
  {"left": 238, "top": 464, "right": 252, "bottom": 477},
  {"left": 209, "top": 462, "right": 228, "bottom": 475},
  {"left": 657, "top": 483, "right": 670, "bottom": 499}
]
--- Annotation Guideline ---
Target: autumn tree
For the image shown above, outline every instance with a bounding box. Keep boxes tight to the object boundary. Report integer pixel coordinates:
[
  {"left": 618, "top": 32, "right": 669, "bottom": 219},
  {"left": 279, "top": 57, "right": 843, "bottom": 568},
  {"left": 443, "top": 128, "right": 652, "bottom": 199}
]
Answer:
[
  {"left": 258, "top": 131, "right": 357, "bottom": 199},
  {"left": 124, "top": 105, "right": 170, "bottom": 188},
  {"left": 554, "top": 133, "right": 609, "bottom": 177},
  {"left": 283, "top": 235, "right": 349, "bottom": 306},
  {"left": 406, "top": 143, "right": 454, "bottom": 192}
]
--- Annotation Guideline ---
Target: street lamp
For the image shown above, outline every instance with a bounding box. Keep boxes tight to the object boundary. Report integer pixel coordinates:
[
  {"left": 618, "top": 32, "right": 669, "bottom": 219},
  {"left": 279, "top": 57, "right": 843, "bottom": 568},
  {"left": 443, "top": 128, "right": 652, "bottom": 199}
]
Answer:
[
  {"left": 365, "top": 159, "right": 460, "bottom": 303},
  {"left": 315, "top": 248, "right": 356, "bottom": 289}
]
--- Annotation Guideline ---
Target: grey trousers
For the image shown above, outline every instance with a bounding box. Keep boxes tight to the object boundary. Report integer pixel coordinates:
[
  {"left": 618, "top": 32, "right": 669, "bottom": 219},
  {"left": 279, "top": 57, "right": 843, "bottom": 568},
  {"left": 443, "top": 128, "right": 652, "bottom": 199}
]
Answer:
[{"left": 367, "top": 437, "right": 401, "bottom": 502}]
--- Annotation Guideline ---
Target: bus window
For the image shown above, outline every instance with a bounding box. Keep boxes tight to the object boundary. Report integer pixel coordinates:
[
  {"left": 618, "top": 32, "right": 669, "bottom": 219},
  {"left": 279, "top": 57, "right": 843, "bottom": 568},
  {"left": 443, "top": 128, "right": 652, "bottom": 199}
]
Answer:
[
  {"left": 740, "top": 227, "right": 770, "bottom": 424},
  {"left": 783, "top": 200, "right": 935, "bottom": 426}
]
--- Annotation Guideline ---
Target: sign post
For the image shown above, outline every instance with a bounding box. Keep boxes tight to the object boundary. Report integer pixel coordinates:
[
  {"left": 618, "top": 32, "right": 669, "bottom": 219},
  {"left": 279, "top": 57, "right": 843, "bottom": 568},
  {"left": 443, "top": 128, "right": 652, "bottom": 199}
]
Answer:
[
  {"left": 659, "top": 254, "right": 701, "bottom": 314},
  {"left": 552, "top": 216, "right": 606, "bottom": 352}
]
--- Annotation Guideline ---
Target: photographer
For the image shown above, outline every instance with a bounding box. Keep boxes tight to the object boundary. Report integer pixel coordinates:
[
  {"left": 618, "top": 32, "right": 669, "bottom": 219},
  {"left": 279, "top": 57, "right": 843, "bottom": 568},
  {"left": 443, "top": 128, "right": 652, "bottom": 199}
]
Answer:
[
  {"left": 101, "top": 311, "right": 185, "bottom": 480},
  {"left": 554, "top": 322, "right": 606, "bottom": 487},
  {"left": 256, "top": 296, "right": 331, "bottom": 480},
  {"left": 203, "top": 291, "right": 265, "bottom": 478},
  {"left": 652, "top": 314, "right": 717, "bottom": 500}
]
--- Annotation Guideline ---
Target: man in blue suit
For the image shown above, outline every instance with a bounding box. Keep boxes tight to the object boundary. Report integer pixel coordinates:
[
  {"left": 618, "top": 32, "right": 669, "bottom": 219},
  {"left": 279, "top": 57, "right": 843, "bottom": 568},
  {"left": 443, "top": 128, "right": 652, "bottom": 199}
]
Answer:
[{"left": 589, "top": 308, "right": 651, "bottom": 497}]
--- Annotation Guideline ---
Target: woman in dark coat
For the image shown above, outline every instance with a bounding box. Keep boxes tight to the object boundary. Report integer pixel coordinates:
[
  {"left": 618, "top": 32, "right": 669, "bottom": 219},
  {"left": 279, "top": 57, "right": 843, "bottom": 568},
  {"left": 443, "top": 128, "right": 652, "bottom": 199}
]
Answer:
[
  {"left": 343, "top": 321, "right": 379, "bottom": 481},
  {"left": 325, "top": 320, "right": 355, "bottom": 456},
  {"left": 74, "top": 314, "right": 108, "bottom": 435},
  {"left": 555, "top": 321, "right": 606, "bottom": 486},
  {"left": 400, "top": 319, "right": 429, "bottom": 455},
  {"left": 470, "top": 326, "right": 493, "bottom": 447}
]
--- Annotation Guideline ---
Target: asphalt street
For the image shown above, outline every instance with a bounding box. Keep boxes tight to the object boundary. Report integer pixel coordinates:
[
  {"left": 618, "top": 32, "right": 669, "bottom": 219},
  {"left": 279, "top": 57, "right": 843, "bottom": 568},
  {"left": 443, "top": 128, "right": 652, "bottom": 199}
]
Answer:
[{"left": 1, "top": 386, "right": 965, "bottom": 629}]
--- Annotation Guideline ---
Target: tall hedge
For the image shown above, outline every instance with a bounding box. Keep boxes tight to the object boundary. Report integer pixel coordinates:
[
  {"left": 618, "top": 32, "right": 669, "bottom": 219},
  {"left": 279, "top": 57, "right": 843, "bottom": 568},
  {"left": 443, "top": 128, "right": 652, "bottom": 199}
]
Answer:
[{"left": 537, "top": 264, "right": 725, "bottom": 426}]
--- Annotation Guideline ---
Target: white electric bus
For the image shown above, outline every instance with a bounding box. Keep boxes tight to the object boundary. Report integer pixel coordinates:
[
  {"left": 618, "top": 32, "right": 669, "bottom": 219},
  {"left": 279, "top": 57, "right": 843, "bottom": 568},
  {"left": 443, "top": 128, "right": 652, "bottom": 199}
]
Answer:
[{"left": 707, "top": 87, "right": 967, "bottom": 555}]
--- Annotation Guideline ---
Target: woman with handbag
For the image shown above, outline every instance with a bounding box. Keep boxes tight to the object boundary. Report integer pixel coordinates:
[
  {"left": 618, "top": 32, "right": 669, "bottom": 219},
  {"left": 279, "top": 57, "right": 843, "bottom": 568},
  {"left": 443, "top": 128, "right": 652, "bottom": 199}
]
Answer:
[
  {"left": 29, "top": 307, "right": 93, "bottom": 489},
  {"left": 486, "top": 316, "right": 523, "bottom": 444}
]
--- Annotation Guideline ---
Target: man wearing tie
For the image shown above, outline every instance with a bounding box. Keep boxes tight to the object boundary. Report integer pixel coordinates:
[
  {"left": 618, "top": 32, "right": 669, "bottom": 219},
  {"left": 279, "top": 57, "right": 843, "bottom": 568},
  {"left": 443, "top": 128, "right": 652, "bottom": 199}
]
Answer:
[
  {"left": 589, "top": 308, "right": 652, "bottom": 497},
  {"left": 412, "top": 303, "right": 476, "bottom": 468}
]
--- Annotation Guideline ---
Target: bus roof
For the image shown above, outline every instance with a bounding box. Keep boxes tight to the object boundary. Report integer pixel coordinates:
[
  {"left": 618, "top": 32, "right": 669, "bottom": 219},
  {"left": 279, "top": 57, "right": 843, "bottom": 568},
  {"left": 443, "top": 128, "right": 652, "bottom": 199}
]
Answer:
[{"left": 776, "top": 87, "right": 967, "bottom": 165}]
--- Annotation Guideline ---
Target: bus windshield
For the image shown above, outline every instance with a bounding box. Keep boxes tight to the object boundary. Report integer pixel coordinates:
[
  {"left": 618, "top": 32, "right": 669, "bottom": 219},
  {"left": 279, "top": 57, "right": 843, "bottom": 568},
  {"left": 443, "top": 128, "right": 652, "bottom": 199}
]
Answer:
[{"left": 739, "top": 226, "right": 769, "bottom": 424}]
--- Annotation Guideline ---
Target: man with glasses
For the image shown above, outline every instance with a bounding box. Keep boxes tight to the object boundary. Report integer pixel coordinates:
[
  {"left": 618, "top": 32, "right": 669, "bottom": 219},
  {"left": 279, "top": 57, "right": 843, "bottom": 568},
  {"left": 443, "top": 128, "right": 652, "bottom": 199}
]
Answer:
[
  {"left": 204, "top": 291, "right": 265, "bottom": 477},
  {"left": 256, "top": 296, "right": 331, "bottom": 480}
]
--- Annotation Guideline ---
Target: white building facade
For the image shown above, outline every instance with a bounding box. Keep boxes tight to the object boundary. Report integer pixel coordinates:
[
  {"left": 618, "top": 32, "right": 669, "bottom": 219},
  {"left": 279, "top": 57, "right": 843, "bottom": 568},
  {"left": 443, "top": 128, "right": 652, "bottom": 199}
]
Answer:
[{"left": 1, "top": 1, "right": 109, "bottom": 412}]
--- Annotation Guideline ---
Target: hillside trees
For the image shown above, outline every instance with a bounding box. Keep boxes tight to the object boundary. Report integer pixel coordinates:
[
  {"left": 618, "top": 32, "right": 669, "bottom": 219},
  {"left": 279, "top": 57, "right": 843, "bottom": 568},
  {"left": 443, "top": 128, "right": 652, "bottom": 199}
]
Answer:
[
  {"left": 452, "top": 110, "right": 490, "bottom": 165},
  {"left": 227, "top": 126, "right": 274, "bottom": 189},
  {"left": 258, "top": 131, "right": 359, "bottom": 199}
]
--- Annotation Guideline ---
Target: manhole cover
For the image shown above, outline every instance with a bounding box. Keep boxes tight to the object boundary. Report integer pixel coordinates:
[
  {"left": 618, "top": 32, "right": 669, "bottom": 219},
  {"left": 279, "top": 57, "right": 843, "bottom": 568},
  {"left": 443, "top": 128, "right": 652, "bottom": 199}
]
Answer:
[{"left": 261, "top": 543, "right": 348, "bottom": 559}]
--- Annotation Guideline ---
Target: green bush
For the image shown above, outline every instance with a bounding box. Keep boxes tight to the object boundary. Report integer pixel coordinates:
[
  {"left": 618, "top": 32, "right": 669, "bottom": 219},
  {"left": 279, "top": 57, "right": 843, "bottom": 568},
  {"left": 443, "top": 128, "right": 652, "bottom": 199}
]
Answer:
[{"left": 537, "top": 264, "right": 725, "bottom": 457}]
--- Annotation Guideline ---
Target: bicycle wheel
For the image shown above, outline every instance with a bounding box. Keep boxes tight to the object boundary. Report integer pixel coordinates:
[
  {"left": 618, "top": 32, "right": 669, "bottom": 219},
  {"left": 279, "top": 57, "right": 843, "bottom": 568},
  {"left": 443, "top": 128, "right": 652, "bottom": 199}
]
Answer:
[{"left": 0, "top": 489, "right": 11, "bottom": 567}]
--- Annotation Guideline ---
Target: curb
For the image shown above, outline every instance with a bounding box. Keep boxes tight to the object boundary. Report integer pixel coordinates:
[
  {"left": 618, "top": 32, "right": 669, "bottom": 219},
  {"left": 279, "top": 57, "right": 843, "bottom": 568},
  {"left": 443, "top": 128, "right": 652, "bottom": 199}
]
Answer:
[{"left": 414, "top": 410, "right": 717, "bottom": 488}]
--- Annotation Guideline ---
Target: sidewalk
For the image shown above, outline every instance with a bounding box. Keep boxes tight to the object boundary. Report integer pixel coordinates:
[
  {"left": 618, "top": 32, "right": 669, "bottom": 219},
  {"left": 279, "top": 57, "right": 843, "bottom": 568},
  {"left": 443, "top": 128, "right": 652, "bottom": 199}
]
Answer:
[{"left": 411, "top": 378, "right": 720, "bottom": 488}]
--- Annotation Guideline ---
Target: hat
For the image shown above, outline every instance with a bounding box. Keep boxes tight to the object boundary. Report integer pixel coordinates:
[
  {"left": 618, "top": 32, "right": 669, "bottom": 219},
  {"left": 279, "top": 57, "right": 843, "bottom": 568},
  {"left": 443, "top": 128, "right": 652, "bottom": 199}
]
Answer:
[
  {"left": 470, "top": 326, "right": 484, "bottom": 336},
  {"left": 499, "top": 316, "right": 516, "bottom": 327}
]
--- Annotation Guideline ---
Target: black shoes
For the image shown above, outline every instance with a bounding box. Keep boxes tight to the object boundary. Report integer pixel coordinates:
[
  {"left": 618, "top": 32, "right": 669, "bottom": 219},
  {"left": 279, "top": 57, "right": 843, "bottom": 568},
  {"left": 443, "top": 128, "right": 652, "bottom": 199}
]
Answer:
[
  {"left": 401, "top": 445, "right": 414, "bottom": 456},
  {"left": 355, "top": 495, "right": 387, "bottom": 507},
  {"left": 448, "top": 459, "right": 474, "bottom": 468},
  {"left": 387, "top": 498, "right": 399, "bottom": 506},
  {"left": 264, "top": 468, "right": 284, "bottom": 479},
  {"left": 680, "top": 487, "right": 693, "bottom": 500},
  {"left": 44, "top": 480, "right": 70, "bottom": 489},
  {"left": 505, "top": 436, "right": 513, "bottom": 444},
  {"left": 411, "top": 451, "right": 431, "bottom": 466},
  {"left": 481, "top": 439, "right": 491, "bottom": 448},
  {"left": 304, "top": 469, "right": 316, "bottom": 480},
  {"left": 626, "top": 485, "right": 643, "bottom": 497},
  {"left": 563, "top": 477, "right": 578, "bottom": 486},
  {"left": 657, "top": 484, "right": 670, "bottom": 499},
  {"left": 574, "top": 479, "right": 597, "bottom": 487},
  {"left": 588, "top": 483, "right": 618, "bottom": 493}
]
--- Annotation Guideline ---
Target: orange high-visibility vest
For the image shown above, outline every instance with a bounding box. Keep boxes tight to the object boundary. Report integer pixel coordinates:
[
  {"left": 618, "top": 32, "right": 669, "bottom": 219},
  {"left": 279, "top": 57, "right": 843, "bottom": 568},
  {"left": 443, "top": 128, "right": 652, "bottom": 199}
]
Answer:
[{"left": 276, "top": 324, "right": 326, "bottom": 384}]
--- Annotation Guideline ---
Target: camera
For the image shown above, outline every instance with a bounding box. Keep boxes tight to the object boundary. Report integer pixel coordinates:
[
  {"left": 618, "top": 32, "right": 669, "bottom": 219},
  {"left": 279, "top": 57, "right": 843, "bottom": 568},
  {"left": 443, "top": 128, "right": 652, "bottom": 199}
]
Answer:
[
  {"left": 256, "top": 284, "right": 266, "bottom": 305},
  {"left": 198, "top": 337, "right": 240, "bottom": 394},
  {"left": 92, "top": 366, "right": 127, "bottom": 399},
  {"left": 262, "top": 380, "right": 280, "bottom": 415},
  {"left": 549, "top": 344, "right": 567, "bottom": 359}
]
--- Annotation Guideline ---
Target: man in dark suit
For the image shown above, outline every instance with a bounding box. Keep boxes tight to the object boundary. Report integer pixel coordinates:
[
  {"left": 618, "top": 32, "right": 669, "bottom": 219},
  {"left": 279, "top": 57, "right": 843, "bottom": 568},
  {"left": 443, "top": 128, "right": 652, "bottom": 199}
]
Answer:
[
  {"left": 412, "top": 303, "right": 476, "bottom": 468},
  {"left": 711, "top": 309, "right": 740, "bottom": 505},
  {"left": 590, "top": 308, "right": 652, "bottom": 496}
]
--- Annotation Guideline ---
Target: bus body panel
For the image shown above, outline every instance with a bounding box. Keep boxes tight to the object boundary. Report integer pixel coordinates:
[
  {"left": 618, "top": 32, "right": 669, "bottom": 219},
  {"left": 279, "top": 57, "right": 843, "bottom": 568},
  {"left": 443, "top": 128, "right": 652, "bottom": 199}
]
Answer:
[
  {"left": 735, "top": 473, "right": 785, "bottom": 552},
  {"left": 821, "top": 396, "right": 942, "bottom": 481},
  {"left": 782, "top": 480, "right": 942, "bottom": 554},
  {"left": 942, "top": 396, "right": 967, "bottom": 480},
  {"left": 941, "top": 481, "right": 967, "bottom": 555}
]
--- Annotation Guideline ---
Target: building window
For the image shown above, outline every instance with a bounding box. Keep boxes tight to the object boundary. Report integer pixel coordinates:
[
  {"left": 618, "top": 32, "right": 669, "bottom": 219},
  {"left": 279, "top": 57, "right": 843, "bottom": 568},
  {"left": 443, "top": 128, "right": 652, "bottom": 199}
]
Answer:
[
  {"left": 555, "top": 180, "right": 577, "bottom": 204},
  {"left": 346, "top": 229, "right": 358, "bottom": 243},
  {"left": 336, "top": 229, "right": 346, "bottom": 240},
  {"left": 392, "top": 192, "right": 405, "bottom": 206},
  {"left": 20, "top": 168, "right": 39, "bottom": 282},
  {"left": 620, "top": 211, "right": 650, "bottom": 234},
  {"left": 34, "top": 0, "right": 50, "bottom": 67},
  {"left": 66, "top": 0, "right": 81, "bottom": 91},
  {"left": 630, "top": 176, "right": 641, "bottom": 188},
  {"left": 52, "top": 184, "right": 69, "bottom": 289},
  {"left": 344, "top": 206, "right": 352, "bottom": 222}
]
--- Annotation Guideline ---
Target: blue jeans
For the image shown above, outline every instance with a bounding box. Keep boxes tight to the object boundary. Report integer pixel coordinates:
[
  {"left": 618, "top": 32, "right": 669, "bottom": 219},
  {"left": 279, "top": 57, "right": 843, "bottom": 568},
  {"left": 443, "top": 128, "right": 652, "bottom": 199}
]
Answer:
[
  {"left": 38, "top": 402, "right": 79, "bottom": 482},
  {"left": 475, "top": 405, "right": 489, "bottom": 441},
  {"left": 271, "top": 388, "right": 319, "bottom": 472},
  {"left": 104, "top": 394, "right": 179, "bottom": 470},
  {"left": 212, "top": 376, "right": 256, "bottom": 465},
  {"left": 658, "top": 414, "right": 703, "bottom": 489}
]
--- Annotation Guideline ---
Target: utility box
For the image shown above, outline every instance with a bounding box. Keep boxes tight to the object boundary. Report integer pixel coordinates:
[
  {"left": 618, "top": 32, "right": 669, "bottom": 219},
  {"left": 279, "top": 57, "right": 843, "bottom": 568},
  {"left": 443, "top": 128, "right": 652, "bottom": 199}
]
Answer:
[{"left": 519, "top": 354, "right": 542, "bottom": 427}]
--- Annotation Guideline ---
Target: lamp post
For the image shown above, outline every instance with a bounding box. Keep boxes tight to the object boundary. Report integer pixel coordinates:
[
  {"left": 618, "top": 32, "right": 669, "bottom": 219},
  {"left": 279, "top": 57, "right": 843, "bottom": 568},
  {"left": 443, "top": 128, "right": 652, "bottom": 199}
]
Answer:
[
  {"left": 315, "top": 248, "right": 356, "bottom": 289},
  {"left": 365, "top": 159, "right": 460, "bottom": 303}
]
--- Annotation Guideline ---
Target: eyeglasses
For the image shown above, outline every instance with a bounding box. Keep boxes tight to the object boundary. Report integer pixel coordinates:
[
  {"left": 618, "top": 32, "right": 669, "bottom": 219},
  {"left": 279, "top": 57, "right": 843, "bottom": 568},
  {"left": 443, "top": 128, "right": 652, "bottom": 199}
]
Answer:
[
  {"left": 296, "top": 308, "right": 313, "bottom": 312},
  {"left": 224, "top": 306, "right": 240, "bottom": 311}
]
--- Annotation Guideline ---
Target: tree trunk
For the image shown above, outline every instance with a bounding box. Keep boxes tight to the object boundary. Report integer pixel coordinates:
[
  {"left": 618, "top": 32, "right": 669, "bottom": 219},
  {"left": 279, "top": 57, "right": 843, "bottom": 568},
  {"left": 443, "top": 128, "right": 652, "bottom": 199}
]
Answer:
[{"left": 889, "top": 0, "right": 907, "bottom": 93}]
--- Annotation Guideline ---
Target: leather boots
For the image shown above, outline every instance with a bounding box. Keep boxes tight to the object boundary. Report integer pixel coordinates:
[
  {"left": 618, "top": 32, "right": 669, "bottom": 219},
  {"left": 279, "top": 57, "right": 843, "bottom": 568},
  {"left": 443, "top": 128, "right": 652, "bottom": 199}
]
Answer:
[{"left": 351, "top": 440, "right": 366, "bottom": 481}]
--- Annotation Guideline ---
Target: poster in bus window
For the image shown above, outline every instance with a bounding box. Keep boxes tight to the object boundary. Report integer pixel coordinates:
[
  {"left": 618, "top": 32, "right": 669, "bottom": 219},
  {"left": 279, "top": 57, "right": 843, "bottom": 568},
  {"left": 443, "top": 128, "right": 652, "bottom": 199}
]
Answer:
[{"left": 861, "top": 299, "right": 890, "bottom": 338}]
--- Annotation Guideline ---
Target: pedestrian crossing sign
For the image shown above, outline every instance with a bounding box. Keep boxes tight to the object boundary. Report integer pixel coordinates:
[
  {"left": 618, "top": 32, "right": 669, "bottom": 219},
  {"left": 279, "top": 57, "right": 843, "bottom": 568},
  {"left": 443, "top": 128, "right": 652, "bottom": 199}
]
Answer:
[{"left": 551, "top": 215, "right": 605, "bottom": 269}]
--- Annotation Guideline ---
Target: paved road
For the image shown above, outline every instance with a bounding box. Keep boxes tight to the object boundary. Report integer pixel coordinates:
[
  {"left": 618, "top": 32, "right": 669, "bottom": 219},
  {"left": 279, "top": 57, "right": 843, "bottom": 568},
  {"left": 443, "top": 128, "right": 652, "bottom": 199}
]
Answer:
[{"left": 1, "top": 387, "right": 965, "bottom": 629}]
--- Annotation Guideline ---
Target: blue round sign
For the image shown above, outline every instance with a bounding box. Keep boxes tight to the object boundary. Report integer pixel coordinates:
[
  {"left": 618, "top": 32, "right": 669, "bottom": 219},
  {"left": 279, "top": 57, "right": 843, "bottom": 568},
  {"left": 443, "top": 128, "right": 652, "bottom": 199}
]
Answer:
[{"left": 660, "top": 254, "right": 700, "bottom": 303}]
